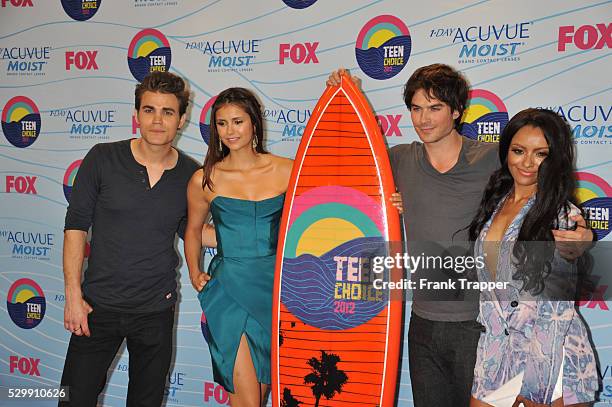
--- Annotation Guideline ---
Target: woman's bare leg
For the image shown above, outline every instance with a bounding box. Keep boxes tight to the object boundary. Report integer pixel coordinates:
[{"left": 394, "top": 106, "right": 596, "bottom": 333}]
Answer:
[{"left": 229, "top": 335, "right": 264, "bottom": 407}]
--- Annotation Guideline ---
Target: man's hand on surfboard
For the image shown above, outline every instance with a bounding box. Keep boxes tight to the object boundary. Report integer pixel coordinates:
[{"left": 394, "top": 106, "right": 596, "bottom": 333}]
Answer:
[
  {"left": 390, "top": 192, "right": 403, "bottom": 214},
  {"left": 326, "top": 68, "right": 362, "bottom": 88},
  {"left": 190, "top": 270, "right": 211, "bottom": 292}
]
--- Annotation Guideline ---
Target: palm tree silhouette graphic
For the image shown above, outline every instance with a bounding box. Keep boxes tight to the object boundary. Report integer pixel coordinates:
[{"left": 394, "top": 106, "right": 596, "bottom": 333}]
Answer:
[{"left": 304, "top": 350, "right": 349, "bottom": 407}]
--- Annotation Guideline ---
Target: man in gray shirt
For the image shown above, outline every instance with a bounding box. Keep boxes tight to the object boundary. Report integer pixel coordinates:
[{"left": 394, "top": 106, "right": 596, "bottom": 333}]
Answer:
[
  {"left": 389, "top": 64, "right": 495, "bottom": 406},
  {"left": 329, "top": 64, "right": 591, "bottom": 406}
]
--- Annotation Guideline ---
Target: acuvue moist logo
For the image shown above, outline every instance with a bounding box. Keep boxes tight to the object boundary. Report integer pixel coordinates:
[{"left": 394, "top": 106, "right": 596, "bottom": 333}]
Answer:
[
  {"left": 460, "top": 89, "right": 509, "bottom": 143},
  {"left": 61, "top": 0, "right": 102, "bottom": 21},
  {"left": 429, "top": 22, "right": 530, "bottom": 65},
  {"left": 0, "top": 228, "right": 54, "bottom": 260},
  {"left": 545, "top": 104, "right": 611, "bottom": 145},
  {"left": 355, "top": 15, "right": 411, "bottom": 80},
  {"left": 127, "top": 28, "right": 171, "bottom": 82},
  {"left": 263, "top": 107, "right": 311, "bottom": 141},
  {"left": 2, "top": 96, "right": 41, "bottom": 148},
  {"left": 1, "top": 46, "right": 51, "bottom": 76},
  {"left": 186, "top": 39, "right": 260, "bottom": 73},
  {"left": 7, "top": 278, "right": 46, "bottom": 329}
]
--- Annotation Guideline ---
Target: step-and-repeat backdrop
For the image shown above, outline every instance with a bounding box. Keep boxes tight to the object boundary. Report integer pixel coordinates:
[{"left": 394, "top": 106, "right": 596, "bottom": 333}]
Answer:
[{"left": 1, "top": 1, "right": 611, "bottom": 405}]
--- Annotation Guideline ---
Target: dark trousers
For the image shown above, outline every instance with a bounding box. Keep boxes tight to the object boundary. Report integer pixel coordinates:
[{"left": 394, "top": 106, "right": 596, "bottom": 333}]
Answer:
[
  {"left": 408, "top": 312, "right": 483, "bottom": 407},
  {"left": 59, "top": 306, "right": 174, "bottom": 407}
]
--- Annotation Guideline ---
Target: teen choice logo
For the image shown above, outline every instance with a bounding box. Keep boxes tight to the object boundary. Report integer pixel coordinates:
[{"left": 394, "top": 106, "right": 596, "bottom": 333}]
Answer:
[
  {"left": 282, "top": 0, "right": 318, "bottom": 8},
  {"left": 2, "top": 96, "right": 41, "bottom": 148},
  {"left": 7, "top": 278, "right": 46, "bottom": 329},
  {"left": 63, "top": 159, "right": 82, "bottom": 203},
  {"left": 281, "top": 186, "right": 388, "bottom": 330},
  {"left": 355, "top": 15, "right": 411, "bottom": 80},
  {"left": 460, "top": 89, "right": 509, "bottom": 143},
  {"left": 127, "top": 28, "right": 171, "bottom": 82},
  {"left": 61, "top": 0, "right": 102, "bottom": 21},
  {"left": 576, "top": 172, "right": 611, "bottom": 240},
  {"left": 199, "top": 96, "right": 217, "bottom": 146}
]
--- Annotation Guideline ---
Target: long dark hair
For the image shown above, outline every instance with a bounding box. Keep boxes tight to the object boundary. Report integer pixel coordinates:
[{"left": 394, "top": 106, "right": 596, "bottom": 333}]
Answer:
[
  {"left": 468, "top": 108, "right": 577, "bottom": 294},
  {"left": 202, "top": 87, "right": 267, "bottom": 191}
]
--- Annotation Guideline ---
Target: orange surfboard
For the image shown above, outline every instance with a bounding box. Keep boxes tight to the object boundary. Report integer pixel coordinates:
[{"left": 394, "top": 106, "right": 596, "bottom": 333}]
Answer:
[{"left": 272, "top": 76, "right": 402, "bottom": 407}]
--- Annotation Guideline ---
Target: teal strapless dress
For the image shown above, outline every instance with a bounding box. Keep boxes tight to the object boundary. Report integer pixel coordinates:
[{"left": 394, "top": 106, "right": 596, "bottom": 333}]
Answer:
[{"left": 198, "top": 193, "right": 284, "bottom": 393}]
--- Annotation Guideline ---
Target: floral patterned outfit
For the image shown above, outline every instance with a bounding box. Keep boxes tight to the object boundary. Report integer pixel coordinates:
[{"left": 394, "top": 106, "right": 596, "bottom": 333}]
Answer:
[{"left": 472, "top": 195, "right": 598, "bottom": 405}]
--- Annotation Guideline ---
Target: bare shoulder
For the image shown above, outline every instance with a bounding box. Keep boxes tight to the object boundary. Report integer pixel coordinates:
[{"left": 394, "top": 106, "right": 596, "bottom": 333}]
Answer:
[
  {"left": 267, "top": 154, "right": 293, "bottom": 190},
  {"left": 269, "top": 154, "right": 293, "bottom": 172}
]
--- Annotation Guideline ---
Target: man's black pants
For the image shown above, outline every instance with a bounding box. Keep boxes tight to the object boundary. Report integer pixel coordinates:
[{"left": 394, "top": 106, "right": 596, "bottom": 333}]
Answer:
[
  {"left": 408, "top": 312, "right": 483, "bottom": 407},
  {"left": 59, "top": 306, "right": 174, "bottom": 407}
]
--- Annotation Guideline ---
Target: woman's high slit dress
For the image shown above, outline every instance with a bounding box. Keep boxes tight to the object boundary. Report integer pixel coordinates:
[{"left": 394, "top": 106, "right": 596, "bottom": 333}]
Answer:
[{"left": 198, "top": 194, "right": 284, "bottom": 393}]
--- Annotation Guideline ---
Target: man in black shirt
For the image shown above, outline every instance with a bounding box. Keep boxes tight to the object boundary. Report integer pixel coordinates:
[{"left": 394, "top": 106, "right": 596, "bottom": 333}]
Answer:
[{"left": 59, "top": 72, "right": 200, "bottom": 406}]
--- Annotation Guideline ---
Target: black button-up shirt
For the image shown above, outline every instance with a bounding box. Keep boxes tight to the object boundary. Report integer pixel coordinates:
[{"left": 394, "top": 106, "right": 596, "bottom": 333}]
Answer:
[{"left": 65, "top": 139, "right": 200, "bottom": 312}]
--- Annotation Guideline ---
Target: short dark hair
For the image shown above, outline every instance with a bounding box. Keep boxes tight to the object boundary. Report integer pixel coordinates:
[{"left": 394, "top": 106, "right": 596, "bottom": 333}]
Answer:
[
  {"left": 403, "top": 63, "right": 469, "bottom": 129},
  {"left": 135, "top": 72, "right": 190, "bottom": 116}
]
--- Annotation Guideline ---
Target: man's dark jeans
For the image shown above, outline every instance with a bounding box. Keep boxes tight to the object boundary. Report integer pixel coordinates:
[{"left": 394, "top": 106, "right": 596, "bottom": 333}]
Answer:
[
  {"left": 408, "top": 312, "right": 484, "bottom": 407},
  {"left": 59, "top": 305, "right": 174, "bottom": 407}
]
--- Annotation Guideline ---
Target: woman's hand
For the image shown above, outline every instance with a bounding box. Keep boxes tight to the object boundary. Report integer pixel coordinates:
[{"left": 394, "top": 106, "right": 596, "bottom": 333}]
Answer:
[{"left": 190, "top": 271, "right": 211, "bottom": 292}]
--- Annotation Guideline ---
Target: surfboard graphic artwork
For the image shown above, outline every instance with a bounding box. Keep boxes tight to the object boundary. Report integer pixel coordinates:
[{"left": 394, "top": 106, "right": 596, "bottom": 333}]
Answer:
[{"left": 272, "top": 76, "right": 402, "bottom": 407}]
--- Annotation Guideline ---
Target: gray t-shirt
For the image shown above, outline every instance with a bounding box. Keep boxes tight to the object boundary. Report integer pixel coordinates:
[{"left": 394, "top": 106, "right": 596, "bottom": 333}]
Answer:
[{"left": 389, "top": 137, "right": 499, "bottom": 321}]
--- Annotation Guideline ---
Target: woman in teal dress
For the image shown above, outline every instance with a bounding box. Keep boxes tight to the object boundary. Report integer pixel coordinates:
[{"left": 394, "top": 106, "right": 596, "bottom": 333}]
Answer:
[{"left": 184, "top": 87, "right": 293, "bottom": 407}]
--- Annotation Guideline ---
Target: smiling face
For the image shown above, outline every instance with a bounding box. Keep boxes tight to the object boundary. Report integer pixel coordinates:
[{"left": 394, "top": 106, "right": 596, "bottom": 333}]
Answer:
[
  {"left": 135, "top": 91, "right": 186, "bottom": 147},
  {"left": 409, "top": 88, "right": 460, "bottom": 144},
  {"left": 215, "top": 103, "right": 256, "bottom": 152},
  {"left": 507, "top": 125, "right": 549, "bottom": 194}
]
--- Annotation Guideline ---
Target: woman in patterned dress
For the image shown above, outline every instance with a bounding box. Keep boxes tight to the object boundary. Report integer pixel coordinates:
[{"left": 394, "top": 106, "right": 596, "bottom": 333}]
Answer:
[{"left": 468, "top": 108, "right": 598, "bottom": 407}]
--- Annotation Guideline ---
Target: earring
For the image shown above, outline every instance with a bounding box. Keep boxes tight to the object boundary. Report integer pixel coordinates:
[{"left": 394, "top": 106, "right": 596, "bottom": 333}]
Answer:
[
  {"left": 252, "top": 137, "right": 258, "bottom": 149},
  {"left": 219, "top": 137, "right": 223, "bottom": 152}
]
